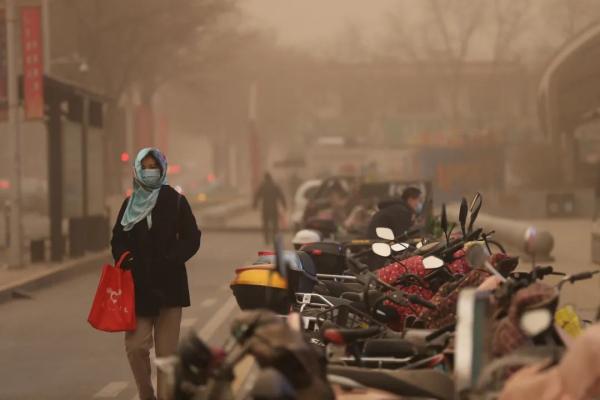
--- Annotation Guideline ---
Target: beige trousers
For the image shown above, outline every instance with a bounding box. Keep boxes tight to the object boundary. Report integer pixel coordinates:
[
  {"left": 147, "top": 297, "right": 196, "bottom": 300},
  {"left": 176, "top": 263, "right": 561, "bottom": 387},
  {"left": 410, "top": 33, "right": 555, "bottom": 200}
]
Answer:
[{"left": 125, "top": 307, "right": 182, "bottom": 400}]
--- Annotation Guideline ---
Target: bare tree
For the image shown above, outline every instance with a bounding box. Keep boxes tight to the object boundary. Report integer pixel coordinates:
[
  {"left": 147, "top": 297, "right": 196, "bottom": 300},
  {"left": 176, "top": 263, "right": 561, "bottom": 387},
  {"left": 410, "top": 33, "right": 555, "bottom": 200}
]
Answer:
[
  {"left": 384, "top": 0, "right": 533, "bottom": 131},
  {"left": 51, "top": 0, "right": 238, "bottom": 100},
  {"left": 322, "top": 22, "right": 371, "bottom": 63},
  {"left": 561, "top": 0, "right": 599, "bottom": 39},
  {"left": 47, "top": 0, "right": 239, "bottom": 195},
  {"left": 426, "top": 0, "right": 486, "bottom": 127},
  {"left": 490, "top": 0, "right": 531, "bottom": 63},
  {"left": 384, "top": 0, "right": 486, "bottom": 129}
]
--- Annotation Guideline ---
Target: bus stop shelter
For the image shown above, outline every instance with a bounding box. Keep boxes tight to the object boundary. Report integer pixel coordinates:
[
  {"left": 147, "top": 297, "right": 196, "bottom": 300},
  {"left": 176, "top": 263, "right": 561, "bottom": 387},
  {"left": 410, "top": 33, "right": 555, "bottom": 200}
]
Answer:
[{"left": 38, "top": 76, "right": 107, "bottom": 262}]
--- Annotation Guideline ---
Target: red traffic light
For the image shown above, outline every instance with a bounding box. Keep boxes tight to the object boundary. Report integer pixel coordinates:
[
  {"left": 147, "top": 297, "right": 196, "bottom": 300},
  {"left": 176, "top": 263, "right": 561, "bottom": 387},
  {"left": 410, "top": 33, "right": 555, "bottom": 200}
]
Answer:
[
  {"left": 168, "top": 164, "right": 181, "bottom": 174},
  {"left": 120, "top": 152, "right": 130, "bottom": 163}
]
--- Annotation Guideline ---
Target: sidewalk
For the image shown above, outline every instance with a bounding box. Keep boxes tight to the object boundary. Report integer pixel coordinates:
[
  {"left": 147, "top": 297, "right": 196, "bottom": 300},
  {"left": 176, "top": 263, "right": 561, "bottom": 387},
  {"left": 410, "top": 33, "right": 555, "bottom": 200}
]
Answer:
[
  {"left": 218, "top": 209, "right": 262, "bottom": 231},
  {"left": 202, "top": 208, "right": 296, "bottom": 233},
  {"left": 0, "top": 250, "right": 109, "bottom": 304},
  {"left": 200, "top": 208, "right": 268, "bottom": 232}
]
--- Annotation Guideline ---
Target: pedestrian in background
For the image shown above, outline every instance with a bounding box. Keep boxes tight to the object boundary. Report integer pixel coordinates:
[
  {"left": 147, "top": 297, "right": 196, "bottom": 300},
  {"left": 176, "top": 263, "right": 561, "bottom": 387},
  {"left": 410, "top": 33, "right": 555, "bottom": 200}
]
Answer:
[
  {"left": 253, "top": 172, "right": 287, "bottom": 244},
  {"left": 111, "top": 147, "right": 201, "bottom": 400},
  {"left": 367, "top": 186, "right": 423, "bottom": 239}
]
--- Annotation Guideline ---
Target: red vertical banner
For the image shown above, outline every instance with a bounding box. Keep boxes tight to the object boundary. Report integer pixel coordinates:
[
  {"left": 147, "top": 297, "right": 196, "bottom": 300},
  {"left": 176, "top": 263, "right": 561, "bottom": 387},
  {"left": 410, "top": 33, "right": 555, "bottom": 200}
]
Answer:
[
  {"left": 20, "top": 7, "right": 44, "bottom": 120},
  {"left": 0, "top": 10, "right": 7, "bottom": 120}
]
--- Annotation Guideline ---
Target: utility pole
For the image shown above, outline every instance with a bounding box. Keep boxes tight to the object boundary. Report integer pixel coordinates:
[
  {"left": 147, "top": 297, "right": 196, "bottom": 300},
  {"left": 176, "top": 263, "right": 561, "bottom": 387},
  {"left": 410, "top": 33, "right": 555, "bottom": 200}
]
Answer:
[
  {"left": 6, "top": 0, "right": 24, "bottom": 268},
  {"left": 41, "top": 0, "right": 50, "bottom": 74},
  {"left": 248, "top": 81, "right": 261, "bottom": 194}
]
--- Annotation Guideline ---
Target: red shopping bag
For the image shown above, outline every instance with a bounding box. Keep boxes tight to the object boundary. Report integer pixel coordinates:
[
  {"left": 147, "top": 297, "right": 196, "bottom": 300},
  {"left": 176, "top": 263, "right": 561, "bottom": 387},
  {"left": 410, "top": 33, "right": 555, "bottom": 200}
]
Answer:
[{"left": 87, "top": 251, "right": 136, "bottom": 332}]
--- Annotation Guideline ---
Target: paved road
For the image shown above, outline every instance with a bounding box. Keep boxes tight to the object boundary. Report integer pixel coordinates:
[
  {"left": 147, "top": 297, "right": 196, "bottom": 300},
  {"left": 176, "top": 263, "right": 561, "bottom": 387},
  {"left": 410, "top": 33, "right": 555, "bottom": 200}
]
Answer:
[
  {"left": 1, "top": 218, "right": 599, "bottom": 399},
  {"left": 0, "top": 231, "right": 269, "bottom": 400}
]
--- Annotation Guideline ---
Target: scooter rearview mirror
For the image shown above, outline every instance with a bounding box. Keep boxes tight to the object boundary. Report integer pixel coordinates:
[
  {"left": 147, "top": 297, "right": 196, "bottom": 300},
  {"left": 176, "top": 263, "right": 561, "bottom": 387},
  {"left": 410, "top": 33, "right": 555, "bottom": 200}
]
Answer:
[
  {"left": 423, "top": 256, "right": 445, "bottom": 269},
  {"left": 459, "top": 198, "right": 468, "bottom": 237},
  {"left": 466, "top": 242, "right": 506, "bottom": 282},
  {"left": 520, "top": 308, "right": 553, "bottom": 337},
  {"left": 468, "top": 193, "right": 483, "bottom": 234},
  {"left": 465, "top": 243, "right": 488, "bottom": 269},
  {"left": 441, "top": 203, "right": 449, "bottom": 242},
  {"left": 375, "top": 227, "right": 395, "bottom": 241},
  {"left": 470, "top": 192, "right": 482, "bottom": 212},
  {"left": 372, "top": 243, "right": 392, "bottom": 257},
  {"left": 391, "top": 243, "right": 409, "bottom": 252}
]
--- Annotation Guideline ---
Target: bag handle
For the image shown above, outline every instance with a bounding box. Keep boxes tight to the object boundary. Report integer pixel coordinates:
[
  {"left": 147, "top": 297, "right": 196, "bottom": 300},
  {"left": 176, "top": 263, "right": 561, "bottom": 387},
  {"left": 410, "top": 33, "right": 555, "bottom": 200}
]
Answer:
[{"left": 115, "top": 251, "right": 131, "bottom": 269}]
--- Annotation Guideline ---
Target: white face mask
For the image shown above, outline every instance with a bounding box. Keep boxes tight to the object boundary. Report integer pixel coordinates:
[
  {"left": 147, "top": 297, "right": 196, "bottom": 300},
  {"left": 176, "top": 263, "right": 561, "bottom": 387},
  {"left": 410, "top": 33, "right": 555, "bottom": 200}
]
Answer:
[
  {"left": 140, "top": 169, "right": 161, "bottom": 187},
  {"left": 414, "top": 202, "right": 424, "bottom": 214}
]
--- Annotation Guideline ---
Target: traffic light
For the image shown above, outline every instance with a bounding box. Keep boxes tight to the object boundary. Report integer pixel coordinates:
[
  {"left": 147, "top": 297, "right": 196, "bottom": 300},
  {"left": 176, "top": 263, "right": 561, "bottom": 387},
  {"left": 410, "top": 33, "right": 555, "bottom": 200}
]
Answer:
[
  {"left": 168, "top": 164, "right": 182, "bottom": 174},
  {"left": 120, "top": 152, "right": 130, "bottom": 163}
]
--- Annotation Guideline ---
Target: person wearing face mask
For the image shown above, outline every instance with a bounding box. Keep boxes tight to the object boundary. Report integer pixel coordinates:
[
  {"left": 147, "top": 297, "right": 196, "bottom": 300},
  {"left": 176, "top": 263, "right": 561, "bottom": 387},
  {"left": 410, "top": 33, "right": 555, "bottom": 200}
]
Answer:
[
  {"left": 367, "top": 186, "right": 424, "bottom": 240},
  {"left": 111, "top": 148, "right": 201, "bottom": 400}
]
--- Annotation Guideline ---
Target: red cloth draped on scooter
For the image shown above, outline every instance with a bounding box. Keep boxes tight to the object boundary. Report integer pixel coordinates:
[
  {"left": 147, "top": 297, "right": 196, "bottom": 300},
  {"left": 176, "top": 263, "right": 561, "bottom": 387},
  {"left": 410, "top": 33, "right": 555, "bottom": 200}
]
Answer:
[{"left": 376, "top": 250, "right": 472, "bottom": 330}]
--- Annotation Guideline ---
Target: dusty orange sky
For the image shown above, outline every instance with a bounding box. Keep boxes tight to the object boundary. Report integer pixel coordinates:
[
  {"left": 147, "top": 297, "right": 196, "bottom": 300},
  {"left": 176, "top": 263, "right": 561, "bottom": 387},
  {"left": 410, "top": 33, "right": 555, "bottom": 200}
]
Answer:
[{"left": 240, "top": 0, "right": 398, "bottom": 46}]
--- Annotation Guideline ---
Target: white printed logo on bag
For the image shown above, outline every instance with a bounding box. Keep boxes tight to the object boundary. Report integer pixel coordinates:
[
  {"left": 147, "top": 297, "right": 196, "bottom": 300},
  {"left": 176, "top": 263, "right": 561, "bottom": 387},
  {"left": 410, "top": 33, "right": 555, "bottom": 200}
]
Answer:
[
  {"left": 100, "top": 287, "right": 131, "bottom": 315},
  {"left": 107, "top": 288, "right": 122, "bottom": 304}
]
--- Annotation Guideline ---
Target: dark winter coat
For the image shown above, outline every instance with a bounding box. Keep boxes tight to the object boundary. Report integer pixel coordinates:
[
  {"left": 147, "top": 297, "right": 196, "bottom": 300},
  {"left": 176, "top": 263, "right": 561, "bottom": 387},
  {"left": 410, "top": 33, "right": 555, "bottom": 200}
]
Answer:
[
  {"left": 111, "top": 185, "right": 201, "bottom": 317},
  {"left": 253, "top": 180, "right": 286, "bottom": 219},
  {"left": 367, "top": 199, "right": 414, "bottom": 239}
]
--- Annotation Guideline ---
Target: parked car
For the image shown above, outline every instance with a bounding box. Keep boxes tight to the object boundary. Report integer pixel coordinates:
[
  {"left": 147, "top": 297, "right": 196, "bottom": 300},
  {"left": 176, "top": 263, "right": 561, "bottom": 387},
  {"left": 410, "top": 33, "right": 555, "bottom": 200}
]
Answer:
[
  {"left": 291, "top": 179, "right": 322, "bottom": 231},
  {"left": 301, "top": 176, "right": 433, "bottom": 237}
]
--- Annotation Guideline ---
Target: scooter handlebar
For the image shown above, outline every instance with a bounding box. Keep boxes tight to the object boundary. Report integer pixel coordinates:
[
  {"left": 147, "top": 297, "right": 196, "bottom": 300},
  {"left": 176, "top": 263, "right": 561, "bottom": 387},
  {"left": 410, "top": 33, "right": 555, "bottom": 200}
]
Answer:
[
  {"left": 568, "top": 270, "right": 599, "bottom": 283},
  {"left": 533, "top": 265, "right": 555, "bottom": 279},
  {"left": 396, "top": 228, "right": 421, "bottom": 241},
  {"left": 407, "top": 294, "right": 436, "bottom": 310}
]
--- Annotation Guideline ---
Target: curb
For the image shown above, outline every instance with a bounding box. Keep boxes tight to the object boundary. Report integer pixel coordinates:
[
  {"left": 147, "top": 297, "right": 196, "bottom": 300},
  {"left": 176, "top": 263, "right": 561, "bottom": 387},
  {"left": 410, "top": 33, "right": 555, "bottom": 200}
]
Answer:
[
  {"left": 446, "top": 206, "right": 555, "bottom": 260},
  {"left": 0, "top": 250, "right": 110, "bottom": 305}
]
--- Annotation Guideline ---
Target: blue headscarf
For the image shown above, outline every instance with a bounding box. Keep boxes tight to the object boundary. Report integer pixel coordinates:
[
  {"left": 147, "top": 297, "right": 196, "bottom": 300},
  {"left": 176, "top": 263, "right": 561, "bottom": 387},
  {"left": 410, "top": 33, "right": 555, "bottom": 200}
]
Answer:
[{"left": 121, "top": 147, "right": 168, "bottom": 232}]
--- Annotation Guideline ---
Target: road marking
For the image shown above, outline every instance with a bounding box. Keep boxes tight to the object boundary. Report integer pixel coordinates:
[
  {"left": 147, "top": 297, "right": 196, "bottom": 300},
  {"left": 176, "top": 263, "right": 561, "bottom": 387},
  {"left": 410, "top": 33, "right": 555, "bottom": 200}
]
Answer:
[
  {"left": 199, "top": 296, "right": 237, "bottom": 340},
  {"left": 181, "top": 317, "right": 198, "bottom": 329},
  {"left": 200, "top": 297, "right": 217, "bottom": 308},
  {"left": 93, "top": 381, "right": 129, "bottom": 398},
  {"left": 220, "top": 285, "right": 231, "bottom": 293}
]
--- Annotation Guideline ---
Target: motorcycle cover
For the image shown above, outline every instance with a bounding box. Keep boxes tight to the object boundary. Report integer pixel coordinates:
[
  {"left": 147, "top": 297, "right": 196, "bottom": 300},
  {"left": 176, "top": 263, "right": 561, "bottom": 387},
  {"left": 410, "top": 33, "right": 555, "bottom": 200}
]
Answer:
[{"left": 419, "top": 253, "right": 519, "bottom": 329}]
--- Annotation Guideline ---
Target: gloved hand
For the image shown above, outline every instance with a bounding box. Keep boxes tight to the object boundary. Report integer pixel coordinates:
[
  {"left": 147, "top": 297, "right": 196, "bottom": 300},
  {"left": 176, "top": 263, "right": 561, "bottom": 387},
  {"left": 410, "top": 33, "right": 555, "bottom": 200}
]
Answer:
[{"left": 120, "top": 253, "right": 135, "bottom": 270}]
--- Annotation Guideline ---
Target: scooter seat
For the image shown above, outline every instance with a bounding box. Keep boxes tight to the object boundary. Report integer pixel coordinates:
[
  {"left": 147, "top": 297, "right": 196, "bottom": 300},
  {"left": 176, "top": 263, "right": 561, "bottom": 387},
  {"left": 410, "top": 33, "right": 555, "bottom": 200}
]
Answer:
[
  {"left": 327, "top": 366, "right": 454, "bottom": 400},
  {"left": 316, "top": 280, "right": 363, "bottom": 297},
  {"left": 400, "top": 329, "right": 437, "bottom": 345},
  {"left": 322, "top": 325, "right": 383, "bottom": 344}
]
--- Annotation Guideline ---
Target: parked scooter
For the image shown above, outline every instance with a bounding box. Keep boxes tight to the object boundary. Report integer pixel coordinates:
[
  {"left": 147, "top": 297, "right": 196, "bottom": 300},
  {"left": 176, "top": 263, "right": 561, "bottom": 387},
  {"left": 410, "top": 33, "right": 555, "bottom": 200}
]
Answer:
[
  {"left": 170, "top": 235, "right": 456, "bottom": 400},
  {"left": 457, "top": 265, "right": 600, "bottom": 399}
]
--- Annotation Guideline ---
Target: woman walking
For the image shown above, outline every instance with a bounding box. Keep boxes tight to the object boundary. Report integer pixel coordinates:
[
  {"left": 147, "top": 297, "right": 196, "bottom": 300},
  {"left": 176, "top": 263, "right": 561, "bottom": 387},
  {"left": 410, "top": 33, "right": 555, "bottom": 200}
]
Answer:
[{"left": 111, "top": 147, "right": 201, "bottom": 400}]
